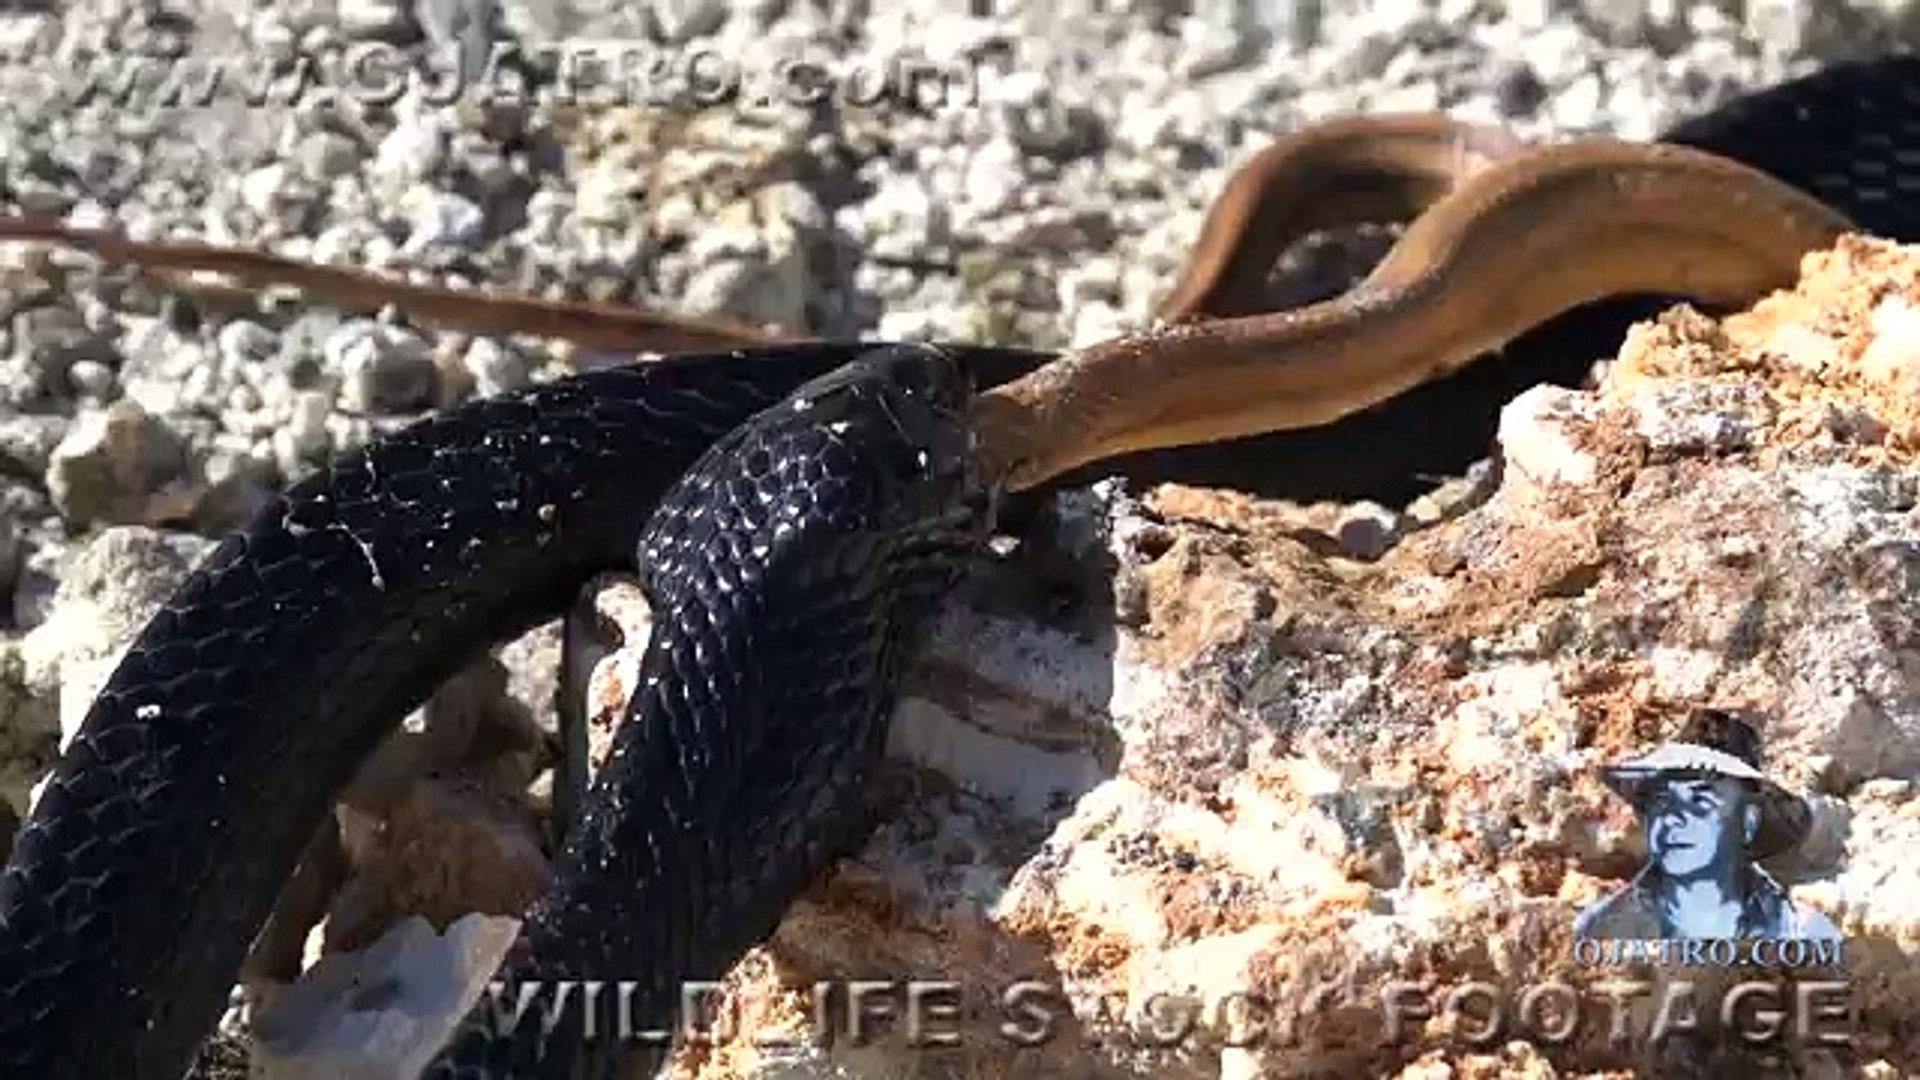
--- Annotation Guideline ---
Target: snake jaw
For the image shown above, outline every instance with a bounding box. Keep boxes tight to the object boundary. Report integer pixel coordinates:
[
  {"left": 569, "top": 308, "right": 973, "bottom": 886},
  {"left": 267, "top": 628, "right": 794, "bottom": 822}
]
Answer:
[{"left": 747, "top": 344, "right": 988, "bottom": 530}]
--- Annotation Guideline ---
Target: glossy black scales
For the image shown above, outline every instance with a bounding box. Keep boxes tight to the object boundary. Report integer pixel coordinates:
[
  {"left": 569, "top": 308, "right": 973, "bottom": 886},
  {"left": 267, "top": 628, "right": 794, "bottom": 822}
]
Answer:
[
  {"left": 421, "top": 344, "right": 990, "bottom": 1078},
  {"left": 0, "top": 342, "right": 1004, "bottom": 1078}
]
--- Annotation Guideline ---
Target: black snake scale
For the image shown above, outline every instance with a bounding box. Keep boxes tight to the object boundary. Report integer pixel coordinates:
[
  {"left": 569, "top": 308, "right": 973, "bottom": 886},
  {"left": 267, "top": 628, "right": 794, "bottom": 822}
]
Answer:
[
  {"left": 0, "top": 339, "right": 1039, "bottom": 1078},
  {"left": 0, "top": 53, "right": 1918, "bottom": 1080},
  {"left": 425, "top": 346, "right": 994, "bottom": 1078}
]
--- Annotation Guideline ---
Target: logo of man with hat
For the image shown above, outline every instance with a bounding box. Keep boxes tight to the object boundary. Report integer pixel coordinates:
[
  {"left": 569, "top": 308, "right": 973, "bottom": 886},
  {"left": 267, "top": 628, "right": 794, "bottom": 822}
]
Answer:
[{"left": 1574, "top": 709, "right": 1840, "bottom": 944}]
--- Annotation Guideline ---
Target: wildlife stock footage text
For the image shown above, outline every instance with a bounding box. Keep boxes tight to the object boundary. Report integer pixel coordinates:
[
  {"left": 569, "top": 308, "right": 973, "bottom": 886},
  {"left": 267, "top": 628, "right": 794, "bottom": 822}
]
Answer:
[{"left": 481, "top": 938, "right": 1855, "bottom": 1056}]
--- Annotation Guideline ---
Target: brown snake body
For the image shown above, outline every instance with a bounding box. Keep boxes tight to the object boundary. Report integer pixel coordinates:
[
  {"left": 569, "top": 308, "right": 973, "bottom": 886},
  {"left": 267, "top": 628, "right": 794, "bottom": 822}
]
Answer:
[{"left": 0, "top": 115, "right": 1857, "bottom": 492}]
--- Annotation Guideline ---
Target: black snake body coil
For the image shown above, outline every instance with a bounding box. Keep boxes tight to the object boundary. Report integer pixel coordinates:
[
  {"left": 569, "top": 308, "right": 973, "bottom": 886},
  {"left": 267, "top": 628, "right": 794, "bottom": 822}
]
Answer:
[
  {"left": 0, "top": 340, "right": 1028, "bottom": 1078},
  {"left": 424, "top": 344, "right": 994, "bottom": 1078},
  {"left": 2, "top": 54, "right": 1920, "bottom": 1079}
]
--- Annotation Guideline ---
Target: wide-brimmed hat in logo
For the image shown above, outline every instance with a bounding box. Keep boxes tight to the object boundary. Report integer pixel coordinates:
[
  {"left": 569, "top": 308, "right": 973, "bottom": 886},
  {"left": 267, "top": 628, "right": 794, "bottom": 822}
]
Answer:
[{"left": 1601, "top": 709, "right": 1812, "bottom": 860}]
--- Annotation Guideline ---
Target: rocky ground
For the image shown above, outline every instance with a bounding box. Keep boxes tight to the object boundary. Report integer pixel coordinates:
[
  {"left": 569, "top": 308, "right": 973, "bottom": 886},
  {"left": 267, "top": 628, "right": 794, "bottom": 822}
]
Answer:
[
  {"left": 528, "top": 235, "right": 1920, "bottom": 1080},
  {"left": 3, "top": 0, "right": 1920, "bottom": 1078}
]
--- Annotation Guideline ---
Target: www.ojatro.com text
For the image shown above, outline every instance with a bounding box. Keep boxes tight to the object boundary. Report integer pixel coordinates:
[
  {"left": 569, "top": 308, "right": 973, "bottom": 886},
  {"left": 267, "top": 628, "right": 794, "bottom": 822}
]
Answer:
[{"left": 28, "top": 38, "right": 987, "bottom": 113}]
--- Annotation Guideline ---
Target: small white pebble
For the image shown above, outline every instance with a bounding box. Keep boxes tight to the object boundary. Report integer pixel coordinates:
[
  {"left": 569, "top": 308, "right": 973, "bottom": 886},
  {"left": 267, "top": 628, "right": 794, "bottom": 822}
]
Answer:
[{"left": 1498, "top": 385, "right": 1601, "bottom": 491}]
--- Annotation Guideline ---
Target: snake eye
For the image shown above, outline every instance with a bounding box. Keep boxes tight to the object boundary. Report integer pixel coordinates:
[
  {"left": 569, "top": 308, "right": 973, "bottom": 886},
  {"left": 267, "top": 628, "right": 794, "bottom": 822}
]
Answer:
[{"left": 858, "top": 343, "right": 966, "bottom": 407}]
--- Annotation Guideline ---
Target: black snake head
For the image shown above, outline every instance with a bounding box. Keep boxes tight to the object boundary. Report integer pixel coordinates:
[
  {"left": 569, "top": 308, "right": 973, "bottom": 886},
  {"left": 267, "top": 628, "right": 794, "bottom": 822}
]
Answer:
[
  {"left": 636, "top": 342, "right": 991, "bottom": 593},
  {"left": 806, "top": 342, "right": 993, "bottom": 538},
  {"left": 780, "top": 341, "right": 976, "bottom": 471},
  {"left": 720, "top": 343, "right": 980, "bottom": 521}
]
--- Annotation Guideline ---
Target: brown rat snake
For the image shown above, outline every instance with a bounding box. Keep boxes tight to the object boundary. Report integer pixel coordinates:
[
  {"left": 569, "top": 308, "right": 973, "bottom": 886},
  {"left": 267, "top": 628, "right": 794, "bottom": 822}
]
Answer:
[{"left": 0, "top": 52, "right": 1916, "bottom": 1079}]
